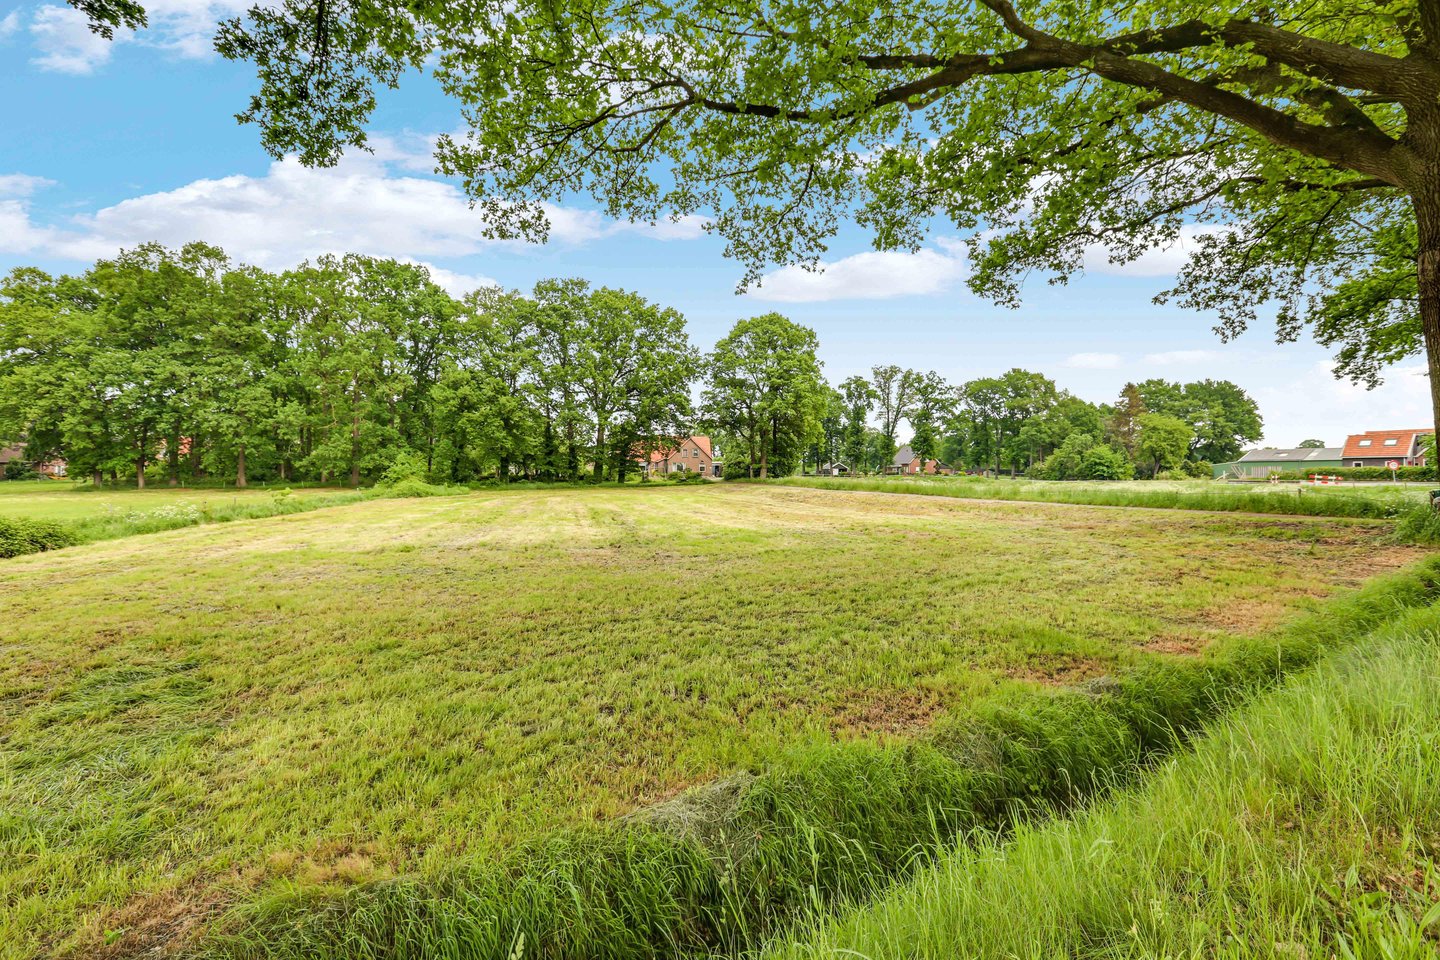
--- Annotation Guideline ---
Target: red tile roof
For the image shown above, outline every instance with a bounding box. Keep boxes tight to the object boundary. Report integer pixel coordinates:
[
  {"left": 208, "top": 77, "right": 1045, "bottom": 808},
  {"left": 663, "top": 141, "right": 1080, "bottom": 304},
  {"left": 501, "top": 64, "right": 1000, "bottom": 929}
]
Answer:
[
  {"left": 1341, "top": 429, "right": 1432, "bottom": 459},
  {"left": 642, "top": 435, "right": 713, "bottom": 463}
]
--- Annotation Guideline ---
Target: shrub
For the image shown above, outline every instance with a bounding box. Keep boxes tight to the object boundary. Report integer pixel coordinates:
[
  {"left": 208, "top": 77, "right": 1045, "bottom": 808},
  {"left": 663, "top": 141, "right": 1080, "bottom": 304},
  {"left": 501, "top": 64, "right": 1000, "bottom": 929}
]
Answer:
[
  {"left": 1079, "top": 444, "right": 1131, "bottom": 480},
  {"left": 378, "top": 451, "right": 428, "bottom": 486},
  {"left": 376, "top": 477, "right": 464, "bottom": 498},
  {"left": 0, "top": 517, "right": 79, "bottom": 558}
]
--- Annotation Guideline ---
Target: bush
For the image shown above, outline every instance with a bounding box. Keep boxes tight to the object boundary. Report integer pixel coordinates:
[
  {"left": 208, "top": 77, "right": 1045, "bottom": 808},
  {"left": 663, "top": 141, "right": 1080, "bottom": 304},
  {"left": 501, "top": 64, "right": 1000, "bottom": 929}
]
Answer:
[
  {"left": 1262, "top": 464, "right": 1436, "bottom": 482},
  {"left": 0, "top": 461, "right": 39, "bottom": 481},
  {"left": 378, "top": 451, "right": 428, "bottom": 486},
  {"left": 376, "top": 477, "right": 465, "bottom": 498},
  {"left": 0, "top": 516, "right": 79, "bottom": 558}
]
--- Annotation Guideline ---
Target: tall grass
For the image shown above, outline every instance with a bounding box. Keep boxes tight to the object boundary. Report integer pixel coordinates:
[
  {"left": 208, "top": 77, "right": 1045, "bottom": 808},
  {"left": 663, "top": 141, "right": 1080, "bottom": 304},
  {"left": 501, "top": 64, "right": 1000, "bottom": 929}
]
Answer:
[
  {"left": 772, "top": 475, "right": 1423, "bottom": 520},
  {"left": 767, "top": 606, "right": 1440, "bottom": 960},
  {"left": 198, "top": 556, "right": 1440, "bottom": 960}
]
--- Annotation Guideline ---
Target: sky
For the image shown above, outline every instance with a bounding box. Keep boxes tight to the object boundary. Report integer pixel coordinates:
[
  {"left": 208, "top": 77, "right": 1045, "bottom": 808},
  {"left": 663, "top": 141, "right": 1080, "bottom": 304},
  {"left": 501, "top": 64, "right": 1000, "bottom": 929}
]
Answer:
[{"left": 0, "top": 0, "right": 1429, "bottom": 449}]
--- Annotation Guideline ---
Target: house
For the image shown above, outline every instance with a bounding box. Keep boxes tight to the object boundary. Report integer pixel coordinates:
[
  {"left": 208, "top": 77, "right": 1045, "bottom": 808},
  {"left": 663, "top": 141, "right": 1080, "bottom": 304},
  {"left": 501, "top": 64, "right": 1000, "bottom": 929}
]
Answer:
[
  {"left": 1213, "top": 446, "right": 1344, "bottom": 479},
  {"left": 888, "top": 445, "right": 954, "bottom": 475},
  {"left": 816, "top": 461, "right": 850, "bottom": 476},
  {"left": 639, "top": 435, "right": 722, "bottom": 478},
  {"left": 0, "top": 443, "right": 67, "bottom": 479},
  {"left": 1340, "top": 428, "right": 1433, "bottom": 468}
]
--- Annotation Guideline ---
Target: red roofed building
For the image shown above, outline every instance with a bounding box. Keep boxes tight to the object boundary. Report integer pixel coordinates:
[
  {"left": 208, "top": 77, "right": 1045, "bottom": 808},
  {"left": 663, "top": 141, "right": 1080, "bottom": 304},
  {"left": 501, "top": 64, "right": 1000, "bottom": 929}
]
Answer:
[
  {"left": 638, "top": 435, "right": 722, "bottom": 478},
  {"left": 1340, "top": 428, "right": 1433, "bottom": 468}
]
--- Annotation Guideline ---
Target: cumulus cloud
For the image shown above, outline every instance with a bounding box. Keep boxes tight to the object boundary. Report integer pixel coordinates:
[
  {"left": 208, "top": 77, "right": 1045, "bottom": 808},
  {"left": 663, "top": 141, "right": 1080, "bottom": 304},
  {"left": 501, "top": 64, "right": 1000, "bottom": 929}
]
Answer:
[
  {"left": 0, "top": 153, "right": 701, "bottom": 290},
  {"left": 1255, "top": 361, "right": 1432, "bottom": 448},
  {"left": 748, "top": 240, "right": 967, "bottom": 303},
  {"left": 0, "top": 10, "right": 22, "bottom": 41},
  {"left": 1083, "top": 225, "right": 1225, "bottom": 278},
  {"left": 26, "top": 0, "right": 250, "bottom": 73},
  {"left": 1062, "top": 352, "right": 1123, "bottom": 370}
]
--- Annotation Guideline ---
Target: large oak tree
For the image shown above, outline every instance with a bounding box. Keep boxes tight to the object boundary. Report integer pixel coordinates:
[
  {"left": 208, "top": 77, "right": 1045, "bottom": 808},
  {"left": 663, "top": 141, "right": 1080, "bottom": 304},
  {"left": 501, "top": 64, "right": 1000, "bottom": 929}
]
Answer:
[{"left": 71, "top": 1, "right": 1440, "bottom": 439}]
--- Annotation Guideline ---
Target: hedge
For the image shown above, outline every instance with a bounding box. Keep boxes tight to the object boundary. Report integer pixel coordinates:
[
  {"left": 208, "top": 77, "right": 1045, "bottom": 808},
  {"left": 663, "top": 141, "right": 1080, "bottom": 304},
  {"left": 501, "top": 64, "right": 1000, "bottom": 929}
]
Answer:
[
  {"left": 0, "top": 516, "right": 79, "bottom": 558},
  {"left": 1259, "top": 465, "right": 1437, "bottom": 482}
]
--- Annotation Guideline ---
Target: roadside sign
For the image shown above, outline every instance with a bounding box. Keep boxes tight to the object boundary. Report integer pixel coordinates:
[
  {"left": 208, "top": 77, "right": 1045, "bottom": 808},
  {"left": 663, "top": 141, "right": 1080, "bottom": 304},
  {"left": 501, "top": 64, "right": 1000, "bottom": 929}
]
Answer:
[{"left": 1386, "top": 460, "right": 1400, "bottom": 470}]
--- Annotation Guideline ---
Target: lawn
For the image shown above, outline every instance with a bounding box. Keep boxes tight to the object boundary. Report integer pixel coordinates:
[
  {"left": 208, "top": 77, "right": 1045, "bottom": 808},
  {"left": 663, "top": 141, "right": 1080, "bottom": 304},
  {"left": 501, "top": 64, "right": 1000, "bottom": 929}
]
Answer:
[{"left": 0, "top": 483, "right": 1426, "bottom": 957}]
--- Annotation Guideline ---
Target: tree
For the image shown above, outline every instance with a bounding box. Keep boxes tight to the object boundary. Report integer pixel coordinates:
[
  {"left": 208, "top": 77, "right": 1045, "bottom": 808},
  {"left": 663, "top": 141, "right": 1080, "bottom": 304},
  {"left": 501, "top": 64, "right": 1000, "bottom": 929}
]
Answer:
[
  {"left": 870, "top": 365, "right": 919, "bottom": 466},
  {"left": 1138, "top": 378, "right": 1263, "bottom": 463},
  {"left": 907, "top": 371, "right": 953, "bottom": 465},
  {"left": 703, "top": 314, "right": 825, "bottom": 478},
  {"left": 1109, "top": 383, "right": 1147, "bottom": 461},
  {"left": 839, "top": 375, "right": 876, "bottom": 472},
  {"left": 81, "top": 0, "right": 1427, "bottom": 451},
  {"left": 1136, "top": 413, "right": 1193, "bottom": 477},
  {"left": 1298, "top": 438, "right": 1327, "bottom": 448}
]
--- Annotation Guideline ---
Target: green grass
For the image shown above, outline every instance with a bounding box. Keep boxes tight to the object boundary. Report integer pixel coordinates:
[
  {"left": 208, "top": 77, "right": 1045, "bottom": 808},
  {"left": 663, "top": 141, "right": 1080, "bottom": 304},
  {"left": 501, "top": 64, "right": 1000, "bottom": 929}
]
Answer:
[
  {"left": 0, "top": 484, "right": 1430, "bottom": 958},
  {"left": 765, "top": 600, "right": 1440, "bottom": 960},
  {"left": 0, "top": 480, "right": 469, "bottom": 554},
  {"left": 774, "top": 475, "right": 1433, "bottom": 522}
]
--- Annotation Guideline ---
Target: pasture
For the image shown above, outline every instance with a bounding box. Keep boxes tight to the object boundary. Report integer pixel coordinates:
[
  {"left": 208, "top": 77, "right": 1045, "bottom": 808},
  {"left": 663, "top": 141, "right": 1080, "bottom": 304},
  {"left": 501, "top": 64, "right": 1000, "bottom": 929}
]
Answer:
[{"left": 0, "top": 483, "right": 1426, "bottom": 957}]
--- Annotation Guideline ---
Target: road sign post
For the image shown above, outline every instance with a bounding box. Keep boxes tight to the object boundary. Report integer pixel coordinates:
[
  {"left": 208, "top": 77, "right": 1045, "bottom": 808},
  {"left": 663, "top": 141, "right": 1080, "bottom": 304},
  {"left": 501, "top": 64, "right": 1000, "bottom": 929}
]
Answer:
[{"left": 1387, "top": 459, "right": 1400, "bottom": 481}]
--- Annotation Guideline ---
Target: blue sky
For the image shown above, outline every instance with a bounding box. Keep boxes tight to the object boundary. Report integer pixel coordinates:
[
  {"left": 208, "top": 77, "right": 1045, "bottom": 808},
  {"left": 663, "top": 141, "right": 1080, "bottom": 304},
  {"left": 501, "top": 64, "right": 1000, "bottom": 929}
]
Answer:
[{"left": 0, "top": 0, "right": 1428, "bottom": 448}]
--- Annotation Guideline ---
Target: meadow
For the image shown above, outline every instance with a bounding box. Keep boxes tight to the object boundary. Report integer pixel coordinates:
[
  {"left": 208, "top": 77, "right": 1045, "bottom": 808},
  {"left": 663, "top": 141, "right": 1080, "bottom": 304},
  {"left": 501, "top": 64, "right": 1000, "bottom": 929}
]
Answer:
[{"left": 0, "top": 483, "right": 1429, "bottom": 958}]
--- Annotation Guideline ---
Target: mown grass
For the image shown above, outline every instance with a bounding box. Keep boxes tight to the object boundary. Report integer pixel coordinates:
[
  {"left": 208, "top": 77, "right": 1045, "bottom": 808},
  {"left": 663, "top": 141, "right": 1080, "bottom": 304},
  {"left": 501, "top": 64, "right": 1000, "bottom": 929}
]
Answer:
[
  {"left": 774, "top": 475, "right": 1433, "bottom": 523},
  {"left": 0, "top": 485, "right": 1429, "bottom": 958},
  {"left": 0, "top": 480, "right": 469, "bottom": 556},
  {"left": 765, "top": 601, "right": 1440, "bottom": 960}
]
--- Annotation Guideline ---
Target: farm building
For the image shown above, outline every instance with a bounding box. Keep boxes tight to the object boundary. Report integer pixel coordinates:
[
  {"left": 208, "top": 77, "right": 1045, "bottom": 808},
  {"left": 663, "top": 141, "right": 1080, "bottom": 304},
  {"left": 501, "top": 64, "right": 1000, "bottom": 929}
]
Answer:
[
  {"left": 815, "top": 461, "right": 850, "bottom": 476},
  {"left": 1213, "top": 446, "right": 1344, "bottom": 479},
  {"left": 638, "top": 435, "right": 722, "bottom": 477},
  {"left": 887, "top": 445, "right": 955, "bottom": 475},
  {"left": 0, "top": 443, "right": 67, "bottom": 479},
  {"left": 1340, "top": 428, "right": 1432, "bottom": 467}
]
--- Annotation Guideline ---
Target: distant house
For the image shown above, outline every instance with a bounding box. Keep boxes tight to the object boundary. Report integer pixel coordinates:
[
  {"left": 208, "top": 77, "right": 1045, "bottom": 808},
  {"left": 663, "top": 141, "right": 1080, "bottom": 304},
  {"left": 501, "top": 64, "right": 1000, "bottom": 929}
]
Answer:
[
  {"left": 1340, "top": 428, "right": 1433, "bottom": 468},
  {"left": 888, "top": 445, "right": 954, "bottom": 476},
  {"left": 816, "top": 461, "right": 850, "bottom": 476},
  {"left": 0, "top": 443, "right": 66, "bottom": 479},
  {"left": 1213, "top": 446, "right": 1344, "bottom": 479},
  {"left": 639, "top": 435, "right": 722, "bottom": 478}
]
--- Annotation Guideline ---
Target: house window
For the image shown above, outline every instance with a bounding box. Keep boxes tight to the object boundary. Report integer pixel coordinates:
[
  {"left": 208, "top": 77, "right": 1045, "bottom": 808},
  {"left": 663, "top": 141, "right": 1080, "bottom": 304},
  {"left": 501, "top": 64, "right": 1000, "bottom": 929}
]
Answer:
[
  {"left": 1358, "top": 440, "right": 1372, "bottom": 447},
  {"left": 1384, "top": 438, "right": 1399, "bottom": 445},
  {"left": 1353, "top": 462, "right": 1363, "bottom": 467}
]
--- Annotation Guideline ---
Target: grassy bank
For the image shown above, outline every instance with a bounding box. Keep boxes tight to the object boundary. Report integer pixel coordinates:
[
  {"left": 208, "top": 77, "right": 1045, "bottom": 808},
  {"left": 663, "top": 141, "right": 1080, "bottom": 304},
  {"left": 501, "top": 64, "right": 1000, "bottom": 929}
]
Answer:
[
  {"left": 767, "top": 598, "right": 1440, "bottom": 960},
  {"left": 1, "top": 485, "right": 1424, "bottom": 957},
  {"left": 199, "top": 552, "right": 1440, "bottom": 960},
  {"left": 772, "top": 475, "right": 1431, "bottom": 523}
]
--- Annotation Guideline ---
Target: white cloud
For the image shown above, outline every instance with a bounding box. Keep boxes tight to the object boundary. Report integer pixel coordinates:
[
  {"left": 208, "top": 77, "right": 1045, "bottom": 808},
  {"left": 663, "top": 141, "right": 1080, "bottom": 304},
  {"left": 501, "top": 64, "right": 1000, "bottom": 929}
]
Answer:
[
  {"left": 1143, "top": 349, "right": 1219, "bottom": 366},
  {"left": 27, "top": 0, "right": 250, "bottom": 73},
  {"left": 1083, "top": 225, "right": 1225, "bottom": 278},
  {"left": 1, "top": 153, "right": 701, "bottom": 276},
  {"left": 0, "top": 173, "right": 54, "bottom": 197},
  {"left": 1062, "top": 352, "right": 1122, "bottom": 370},
  {"left": 0, "top": 10, "right": 22, "bottom": 41},
  {"left": 1255, "top": 361, "right": 1433, "bottom": 448},
  {"left": 399, "top": 260, "right": 499, "bottom": 298},
  {"left": 30, "top": 4, "right": 114, "bottom": 73},
  {"left": 748, "top": 240, "right": 967, "bottom": 303}
]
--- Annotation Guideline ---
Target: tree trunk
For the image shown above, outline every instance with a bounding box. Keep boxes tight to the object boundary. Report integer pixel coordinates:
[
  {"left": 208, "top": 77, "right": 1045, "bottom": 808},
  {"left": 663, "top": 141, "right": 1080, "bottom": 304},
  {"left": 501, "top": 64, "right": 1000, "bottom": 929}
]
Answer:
[
  {"left": 136, "top": 456, "right": 146, "bottom": 489},
  {"left": 92, "top": 469, "right": 102, "bottom": 486},
  {"left": 236, "top": 445, "right": 247, "bottom": 488},
  {"left": 1418, "top": 188, "right": 1440, "bottom": 481},
  {"left": 593, "top": 422, "right": 606, "bottom": 481},
  {"left": 167, "top": 434, "right": 180, "bottom": 486}
]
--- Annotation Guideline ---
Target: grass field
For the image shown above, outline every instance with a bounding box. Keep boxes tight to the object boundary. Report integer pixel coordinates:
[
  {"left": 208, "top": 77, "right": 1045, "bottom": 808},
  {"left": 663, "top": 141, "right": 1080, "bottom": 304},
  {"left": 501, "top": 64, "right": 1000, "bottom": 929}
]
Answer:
[
  {"left": 0, "top": 480, "right": 350, "bottom": 523},
  {"left": 767, "top": 603, "right": 1440, "bottom": 960},
  {"left": 775, "top": 475, "right": 1434, "bottom": 520},
  {"left": 0, "top": 484, "right": 1429, "bottom": 957}
]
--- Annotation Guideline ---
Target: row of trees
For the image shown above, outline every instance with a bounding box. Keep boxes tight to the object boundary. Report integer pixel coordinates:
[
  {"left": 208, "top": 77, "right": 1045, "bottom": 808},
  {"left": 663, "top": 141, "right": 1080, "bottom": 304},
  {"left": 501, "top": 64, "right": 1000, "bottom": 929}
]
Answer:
[
  {"left": 0, "top": 243, "right": 1262, "bottom": 486},
  {"left": 0, "top": 244, "right": 700, "bottom": 486},
  {"left": 803, "top": 368, "right": 1263, "bottom": 481}
]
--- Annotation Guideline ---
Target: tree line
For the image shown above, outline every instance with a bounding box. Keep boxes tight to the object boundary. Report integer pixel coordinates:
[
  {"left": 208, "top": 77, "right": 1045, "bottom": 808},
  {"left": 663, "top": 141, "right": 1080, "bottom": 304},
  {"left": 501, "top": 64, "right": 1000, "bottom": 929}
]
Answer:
[
  {"left": 0, "top": 243, "right": 1262, "bottom": 486},
  {"left": 0, "top": 244, "right": 699, "bottom": 486}
]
